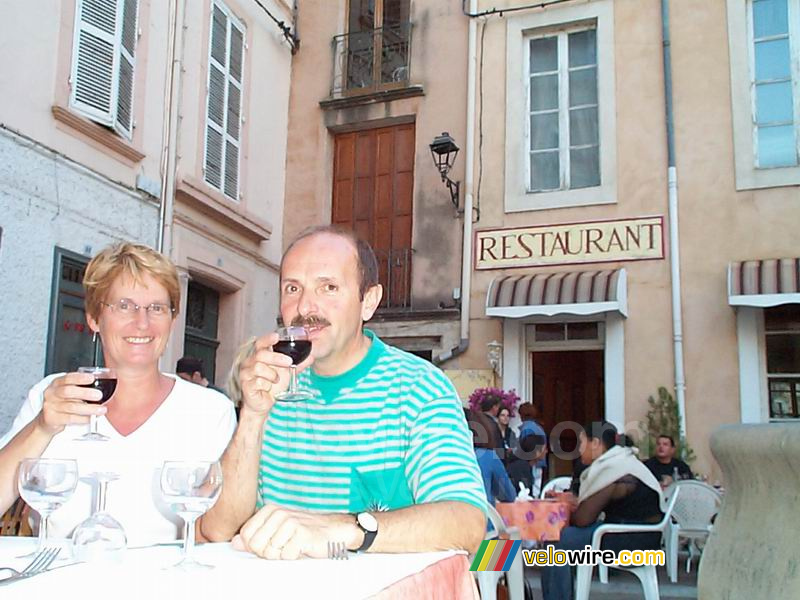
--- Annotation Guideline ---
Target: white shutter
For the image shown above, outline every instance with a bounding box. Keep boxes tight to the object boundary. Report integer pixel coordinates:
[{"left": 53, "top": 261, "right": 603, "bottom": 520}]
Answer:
[
  {"left": 204, "top": 3, "right": 245, "bottom": 200},
  {"left": 70, "top": 0, "right": 120, "bottom": 126},
  {"left": 113, "top": 0, "right": 138, "bottom": 139}
]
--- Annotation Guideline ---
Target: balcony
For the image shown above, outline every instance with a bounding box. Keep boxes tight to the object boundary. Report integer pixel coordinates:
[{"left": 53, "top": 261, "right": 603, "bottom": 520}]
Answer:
[
  {"left": 375, "top": 247, "right": 413, "bottom": 311},
  {"left": 328, "top": 24, "right": 415, "bottom": 101}
]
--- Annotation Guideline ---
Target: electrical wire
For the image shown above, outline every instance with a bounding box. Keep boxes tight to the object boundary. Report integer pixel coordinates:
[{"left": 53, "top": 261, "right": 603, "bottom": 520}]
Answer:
[
  {"left": 253, "top": 0, "right": 299, "bottom": 53},
  {"left": 462, "top": 0, "right": 583, "bottom": 19}
]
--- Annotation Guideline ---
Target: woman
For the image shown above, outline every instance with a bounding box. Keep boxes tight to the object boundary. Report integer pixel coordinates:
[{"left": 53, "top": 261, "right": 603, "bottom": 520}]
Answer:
[
  {"left": 496, "top": 406, "right": 517, "bottom": 463},
  {"left": 0, "top": 243, "right": 236, "bottom": 546},
  {"left": 466, "top": 409, "right": 516, "bottom": 506},
  {"left": 541, "top": 421, "right": 664, "bottom": 600}
]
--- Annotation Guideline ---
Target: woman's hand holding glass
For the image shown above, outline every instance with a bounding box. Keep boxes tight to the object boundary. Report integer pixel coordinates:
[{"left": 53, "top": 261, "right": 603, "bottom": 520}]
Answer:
[{"left": 36, "top": 373, "right": 108, "bottom": 436}]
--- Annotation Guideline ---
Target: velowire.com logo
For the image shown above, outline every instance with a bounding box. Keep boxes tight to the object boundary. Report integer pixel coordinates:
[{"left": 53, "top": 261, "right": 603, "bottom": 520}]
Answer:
[{"left": 470, "top": 540, "right": 521, "bottom": 571}]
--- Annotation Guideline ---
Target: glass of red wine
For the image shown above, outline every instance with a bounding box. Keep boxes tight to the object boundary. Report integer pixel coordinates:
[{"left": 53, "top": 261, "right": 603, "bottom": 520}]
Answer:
[
  {"left": 273, "top": 326, "right": 313, "bottom": 401},
  {"left": 75, "top": 366, "right": 117, "bottom": 442}
]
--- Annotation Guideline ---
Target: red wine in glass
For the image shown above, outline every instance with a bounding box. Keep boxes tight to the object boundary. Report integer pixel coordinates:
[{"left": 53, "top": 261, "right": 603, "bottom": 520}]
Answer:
[
  {"left": 79, "top": 378, "right": 118, "bottom": 404},
  {"left": 272, "top": 340, "right": 312, "bottom": 365},
  {"left": 75, "top": 367, "right": 117, "bottom": 441},
  {"left": 274, "top": 327, "right": 314, "bottom": 401}
]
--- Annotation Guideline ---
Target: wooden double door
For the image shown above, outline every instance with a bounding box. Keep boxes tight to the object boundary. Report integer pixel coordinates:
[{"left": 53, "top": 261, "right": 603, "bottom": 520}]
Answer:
[
  {"left": 532, "top": 350, "right": 604, "bottom": 476},
  {"left": 332, "top": 123, "right": 414, "bottom": 308}
]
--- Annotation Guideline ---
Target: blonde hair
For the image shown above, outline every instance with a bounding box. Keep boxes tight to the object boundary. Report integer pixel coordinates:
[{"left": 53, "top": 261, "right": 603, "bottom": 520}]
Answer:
[
  {"left": 83, "top": 242, "right": 180, "bottom": 320},
  {"left": 227, "top": 337, "right": 257, "bottom": 406}
]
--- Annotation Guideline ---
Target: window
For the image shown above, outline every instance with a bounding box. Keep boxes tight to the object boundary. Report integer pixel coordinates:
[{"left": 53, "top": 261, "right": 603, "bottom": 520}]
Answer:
[
  {"left": 528, "top": 27, "right": 599, "bottom": 192},
  {"left": 45, "top": 249, "right": 97, "bottom": 374},
  {"left": 505, "top": 0, "right": 616, "bottom": 212},
  {"left": 750, "top": 0, "right": 799, "bottom": 168},
  {"left": 69, "top": 0, "right": 139, "bottom": 139},
  {"left": 727, "top": 0, "right": 800, "bottom": 188},
  {"left": 204, "top": 2, "right": 245, "bottom": 201},
  {"left": 765, "top": 305, "right": 800, "bottom": 419}
]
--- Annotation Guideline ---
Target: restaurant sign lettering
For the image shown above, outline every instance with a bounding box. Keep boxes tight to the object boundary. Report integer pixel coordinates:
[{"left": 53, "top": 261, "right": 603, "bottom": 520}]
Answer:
[{"left": 475, "top": 216, "right": 664, "bottom": 270}]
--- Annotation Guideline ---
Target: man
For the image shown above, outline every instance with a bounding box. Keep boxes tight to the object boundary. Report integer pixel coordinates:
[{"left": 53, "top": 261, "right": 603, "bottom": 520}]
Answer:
[
  {"left": 643, "top": 434, "right": 693, "bottom": 486},
  {"left": 506, "top": 433, "right": 547, "bottom": 495},
  {"left": 176, "top": 356, "right": 226, "bottom": 395},
  {"left": 480, "top": 396, "right": 505, "bottom": 456},
  {"left": 542, "top": 421, "right": 663, "bottom": 600},
  {"left": 200, "top": 226, "right": 486, "bottom": 559}
]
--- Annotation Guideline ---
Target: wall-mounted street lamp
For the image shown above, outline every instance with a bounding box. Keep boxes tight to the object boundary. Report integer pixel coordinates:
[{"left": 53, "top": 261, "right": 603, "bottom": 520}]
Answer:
[{"left": 429, "top": 132, "right": 461, "bottom": 211}]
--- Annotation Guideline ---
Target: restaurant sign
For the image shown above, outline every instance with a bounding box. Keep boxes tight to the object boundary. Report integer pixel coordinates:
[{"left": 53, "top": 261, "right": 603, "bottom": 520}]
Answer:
[{"left": 475, "top": 216, "right": 664, "bottom": 270}]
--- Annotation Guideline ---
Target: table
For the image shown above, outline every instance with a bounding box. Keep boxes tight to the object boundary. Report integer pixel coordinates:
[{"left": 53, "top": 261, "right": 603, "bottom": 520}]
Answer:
[
  {"left": 495, "top": 499, "right": 571, "bottom": 543},
  {"left": 0, "top": 537, "right": 479, "bottom": 600}
]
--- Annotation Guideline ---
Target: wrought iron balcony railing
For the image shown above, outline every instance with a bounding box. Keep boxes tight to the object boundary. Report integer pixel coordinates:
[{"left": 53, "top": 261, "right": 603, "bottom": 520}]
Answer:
[
  {"left": 374, "top": 247, "right": 413, "bottom": 310},
  {"left": 330, "top": 23, "right": 412, "bottom": 98}
]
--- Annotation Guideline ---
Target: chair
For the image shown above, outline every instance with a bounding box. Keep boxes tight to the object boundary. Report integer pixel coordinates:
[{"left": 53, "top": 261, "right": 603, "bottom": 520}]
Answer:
[
  {"left": 0, "top": 497, "right": 33, "bottom": 536},
  {"left": 666, "top": 480, "right": 722, "bottom": 583},
  {"left": 540, "top": 476, "right": 572, "bottom": 498},
  {"left": 574, "top": 487, "right": 681, "bottom": 600},
  {"left": 472, "top": 505, "right": 525, "bottom": 600}
]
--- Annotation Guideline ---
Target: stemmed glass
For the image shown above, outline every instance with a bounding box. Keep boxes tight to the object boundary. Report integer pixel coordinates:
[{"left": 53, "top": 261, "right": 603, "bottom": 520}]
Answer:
[
  {"left": 17, "top": 458, "right": 79, "bottom": 558},
  {"left": 75, "top": 366, "right": 117, "bottom": 442},
  {"left": 160, "top": 461, "right": 223, "bottom": 570},
  {"left": 273, "top": 326, "right": 313, "bottom": 401},
  {"left": 72, "top": 472, "right": 127, "bottom": 563}
]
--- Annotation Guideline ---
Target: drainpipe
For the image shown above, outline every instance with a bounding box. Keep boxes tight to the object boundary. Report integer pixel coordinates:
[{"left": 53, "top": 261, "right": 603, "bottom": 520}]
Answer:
[
  {"left": 157, "top": 0, "right": 186, "bottom": 256},
  {"left": 661, "top": 0, "right": 687, "bottom": 440},
  {"left": 434, "top": 0, "right": 477, "bottom": 365}
]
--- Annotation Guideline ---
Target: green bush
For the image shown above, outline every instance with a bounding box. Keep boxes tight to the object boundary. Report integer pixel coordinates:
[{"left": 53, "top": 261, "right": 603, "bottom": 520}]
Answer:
[{"left": 638, "top": 386, "right": 696, "bottom": 464}]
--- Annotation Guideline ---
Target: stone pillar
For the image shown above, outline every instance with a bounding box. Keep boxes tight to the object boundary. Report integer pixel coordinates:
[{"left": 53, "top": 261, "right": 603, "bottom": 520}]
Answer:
[{"left": 698, "top": 424, "right": 800, "bottom": 598}]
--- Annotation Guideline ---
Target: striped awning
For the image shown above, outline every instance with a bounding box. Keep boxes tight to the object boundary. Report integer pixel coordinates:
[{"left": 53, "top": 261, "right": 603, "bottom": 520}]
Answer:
[
  {"left": 728, "top": 258, "right": 800, "bottom": 307},
  {"left": 486, "top": 269, "right": 627, "bottom": 318}
]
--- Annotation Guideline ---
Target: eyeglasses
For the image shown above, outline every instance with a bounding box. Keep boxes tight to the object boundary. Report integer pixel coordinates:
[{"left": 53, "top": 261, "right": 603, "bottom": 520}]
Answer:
[{"left": 101, "top": 298, "right": 175, "bottom": 319}]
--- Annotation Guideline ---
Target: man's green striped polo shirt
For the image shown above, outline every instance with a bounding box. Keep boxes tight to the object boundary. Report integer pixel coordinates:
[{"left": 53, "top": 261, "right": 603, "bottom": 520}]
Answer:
[{"left": 258, "top": 330, "right": 487, "bottom": 515}]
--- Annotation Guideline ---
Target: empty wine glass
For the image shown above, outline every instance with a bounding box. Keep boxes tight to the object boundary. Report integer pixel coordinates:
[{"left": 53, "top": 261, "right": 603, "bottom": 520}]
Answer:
[
  {"left": 273, "top": 326, "right": 313, "bottom": 401},
  {"left": 160, "top": 461, "right": 223, "bottom": 570},
  {"left": 17, "top": 458, "right": 79, "bottom": 558},
  {"left": 72, "top": 472, "right": 127, "bottom": 563},
  {"left": 75, "top": 366, "right": 117, "bottom": 442}
]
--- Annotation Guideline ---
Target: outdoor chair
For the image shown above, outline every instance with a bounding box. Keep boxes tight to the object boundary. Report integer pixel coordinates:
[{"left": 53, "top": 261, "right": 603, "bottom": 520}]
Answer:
[
  {"left": 575, "top": 486, "right": 681, "bottom": 600},
  {"left": 0, "top": 497, "right": 32, "bottom": 536},
  {"left": 666, "top": 480, "right": 722, "bottom": 582},
  {"left": 540, "top": 476, "right": 572, "bottom": 498},
  {"left": 472, "top": 504, "right": 525, "bottom": 600}
]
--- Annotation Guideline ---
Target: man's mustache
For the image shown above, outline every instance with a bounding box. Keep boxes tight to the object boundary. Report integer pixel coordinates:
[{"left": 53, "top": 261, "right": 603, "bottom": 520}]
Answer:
[{"left": 290, "top": 315, "right": 331, "bottom": 328}]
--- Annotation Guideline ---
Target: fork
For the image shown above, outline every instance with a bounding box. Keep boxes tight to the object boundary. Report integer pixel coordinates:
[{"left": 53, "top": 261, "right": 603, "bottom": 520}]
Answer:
[
  {"left": 0, "top": 547, "right": 61, "bottom": 585},
  {"left": 327, "top": 541, "right": 348, "bottom": 560}
]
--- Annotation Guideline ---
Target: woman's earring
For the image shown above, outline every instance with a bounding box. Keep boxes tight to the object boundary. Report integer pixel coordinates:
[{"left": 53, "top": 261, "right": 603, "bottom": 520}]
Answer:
[{"left": 92, "top": 331, "right": 98, "bottom": 344}]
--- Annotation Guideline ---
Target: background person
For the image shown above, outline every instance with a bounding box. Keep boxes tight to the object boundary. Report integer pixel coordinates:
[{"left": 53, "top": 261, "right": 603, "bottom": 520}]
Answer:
[
  {"left": 467, "top": 409, "right": 516, "bottom": 506},
  {"left": 200, "top": 226, "right": 486, "bottom": 559},
  {"left": 497, "top": 406, "right": 517, "bottom": 464},
  {"left": 643, "top": 434, "right": 693, "bottom": 487},
  {"left": 176, "top": 356, "right": 227, "bottom": 396},
  {"left": 0, "top": 243, "right": 236, "bottom": 546},
  {"left": 541, "top": 421, "right": 664, "bottom": 600}
]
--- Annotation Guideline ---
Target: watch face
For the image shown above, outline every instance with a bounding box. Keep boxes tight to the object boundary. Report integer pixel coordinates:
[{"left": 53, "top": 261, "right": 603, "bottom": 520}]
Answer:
[{"left": 357, "top": 512, "right": 378, "bottom": 532}]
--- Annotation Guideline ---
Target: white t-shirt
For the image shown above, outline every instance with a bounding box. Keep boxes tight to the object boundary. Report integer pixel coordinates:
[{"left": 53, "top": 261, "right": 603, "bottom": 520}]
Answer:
[{"left": 0, "top": 374, "right": 236, "bottom": 547}]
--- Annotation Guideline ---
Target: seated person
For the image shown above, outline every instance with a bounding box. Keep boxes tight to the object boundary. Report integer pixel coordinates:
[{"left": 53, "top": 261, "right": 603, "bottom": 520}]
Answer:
[
  {"left": 467, "top": 409, "right": 516, "bottom": 506},
  {"left": 541, "top": 421, "right": 664, "bottom": 600},
  {"left": 506, "top": 433, "right": 547, "bottom": 496},
  {"left": 515, "top": 402, "right": 548, "bottom": 473},
  {"left": 643, "top": 434, "right": 694, "bottom": 487},
  {"left": 176, "top": 356, "right": 227, "bottom": 396},
  {"left": 0, "top": 243, "right": 236, "bottom": 547}
]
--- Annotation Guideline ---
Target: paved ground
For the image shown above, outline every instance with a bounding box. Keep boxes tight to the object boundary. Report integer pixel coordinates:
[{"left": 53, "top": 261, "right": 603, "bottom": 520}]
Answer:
[{"left": 521, "top": 556, "right": 699, "bottom": 599}]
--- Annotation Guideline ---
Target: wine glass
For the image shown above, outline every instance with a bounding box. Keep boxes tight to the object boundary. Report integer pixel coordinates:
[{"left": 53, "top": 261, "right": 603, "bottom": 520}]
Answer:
[
  {"left": 273, "top": 326, "right": 313, "bottom": 401},
  {"left": 160, "top": 461, "right": 223, "bottom": 570},
  {"left": 72, "top": 472, "right": 127, "bottom": 563},
  {"left": 75, "top": 366, "right": 117, "bottom": 442},
  {"left": 17, "top": 458, "right": 79, "bottom": 558}
]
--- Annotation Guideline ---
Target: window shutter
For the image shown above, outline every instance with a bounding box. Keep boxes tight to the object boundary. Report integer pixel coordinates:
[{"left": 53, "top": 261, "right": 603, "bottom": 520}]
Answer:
[
  {"left": 204, "top": 3, "right": 245, "bottom": 200},
  {"left": 113, "top": 0, "right": 138, "bottom": 139},
  {"left": 204, "top": 6, "right": 228, "bottom": 191},
  {"left": 70, "top": 0, "right": 120, "bottom": 127},
  {"left": 224, "top": 22, "right": 244, "bottom": 199}
]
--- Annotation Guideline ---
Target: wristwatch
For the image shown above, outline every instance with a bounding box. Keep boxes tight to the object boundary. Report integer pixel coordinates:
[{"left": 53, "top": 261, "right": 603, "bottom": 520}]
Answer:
[{"left": 354, "top": 511, "right": 379, "bottom": 553}]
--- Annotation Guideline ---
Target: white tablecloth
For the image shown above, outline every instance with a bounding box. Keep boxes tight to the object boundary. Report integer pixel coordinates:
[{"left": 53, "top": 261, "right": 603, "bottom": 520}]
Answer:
[{"left": 0, "top": 537, "right": 465, "bottom": 599}]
